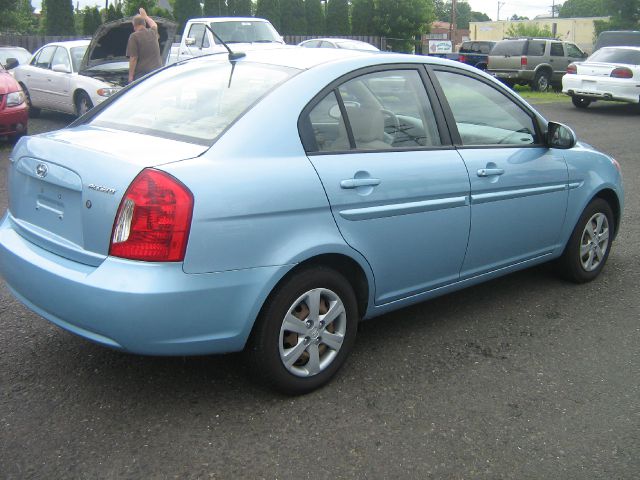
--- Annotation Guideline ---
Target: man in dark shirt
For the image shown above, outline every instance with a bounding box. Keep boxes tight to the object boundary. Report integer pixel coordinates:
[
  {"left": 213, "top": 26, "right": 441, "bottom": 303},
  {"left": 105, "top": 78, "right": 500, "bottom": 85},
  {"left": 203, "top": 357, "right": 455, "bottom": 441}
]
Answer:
[{"left": 126, "top": 8, "right": 162, "bottom": 83}]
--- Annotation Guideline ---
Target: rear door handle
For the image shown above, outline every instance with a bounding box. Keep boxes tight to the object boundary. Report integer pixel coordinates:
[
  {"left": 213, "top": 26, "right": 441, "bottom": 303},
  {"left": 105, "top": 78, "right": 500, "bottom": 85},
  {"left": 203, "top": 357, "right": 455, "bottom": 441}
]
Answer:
[
  {"left": 477, "top": 168, "right": 505, "bottom": 177},
  {"left": 340, "top": 178, "right": 381, "bottom": 189}
]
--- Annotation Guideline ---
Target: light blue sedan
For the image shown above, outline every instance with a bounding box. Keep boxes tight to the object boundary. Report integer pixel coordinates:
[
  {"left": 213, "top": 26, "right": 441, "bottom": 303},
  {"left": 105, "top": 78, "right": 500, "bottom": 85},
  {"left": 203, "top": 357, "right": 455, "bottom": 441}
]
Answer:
[{"left": 0, "top": 48, "right": 623, "bottom": 394}]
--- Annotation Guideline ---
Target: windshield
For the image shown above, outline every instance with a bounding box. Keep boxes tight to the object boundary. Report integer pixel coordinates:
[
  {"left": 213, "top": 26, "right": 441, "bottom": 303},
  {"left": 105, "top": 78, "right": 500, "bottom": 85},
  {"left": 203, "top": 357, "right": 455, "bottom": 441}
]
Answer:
[
  {"left": 335, "top": 40, "right": 379, "bottom": 51},
  {"left": 209, "top": 21, "right": 282, "bottom": 44},
  {"left": 90, "top": 60, "right": 298, "bottom": 144},
  {"left": 0, "top": 48, "right": 31, "bottom": 68},
  {"left": 70, "top": 46, "right": 87, "bottom": 72},
  {"left": 588, "top": 47, "right": 640, "bottom": 65}
]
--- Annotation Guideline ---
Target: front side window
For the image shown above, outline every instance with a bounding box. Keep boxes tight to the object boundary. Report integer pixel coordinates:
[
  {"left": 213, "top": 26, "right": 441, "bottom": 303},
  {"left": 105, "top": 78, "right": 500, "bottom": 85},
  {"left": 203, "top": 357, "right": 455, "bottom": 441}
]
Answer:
[
  {"left": 91, "top": 60, "right": 298, "bottom": 144},
  {"left": 33, "top": 46, "right": 56, "bottom": 69},
  {"left": 434, "top": 71, "right": 538, "bottom": 146},
  {"left": 51, "top": 47, "right": 71, "bottom": 72},
  {"left": 305, "top": 69, "right": 441, "bottom": 152},
  {"left": 188, "top": 24, "right": 210, "bottom": 48},
  {"left": 566, "top": 43, "right": 584, "bottom": 58}
]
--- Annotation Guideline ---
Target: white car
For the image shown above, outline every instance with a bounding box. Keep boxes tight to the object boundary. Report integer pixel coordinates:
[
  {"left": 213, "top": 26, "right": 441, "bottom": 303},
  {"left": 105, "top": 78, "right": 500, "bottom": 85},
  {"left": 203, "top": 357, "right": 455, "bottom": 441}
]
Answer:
[
  {"left": 14, "top": 18, "right": 176, "bottom": 117},
  {"left": 298, "top": 38, "right": 380, "bottom": 51},
  {"left": 14, "top": 40, "right": 110, "bottom": 117},
  {"left": 563, "top": 46, "right": 640, "bottom": 108}
]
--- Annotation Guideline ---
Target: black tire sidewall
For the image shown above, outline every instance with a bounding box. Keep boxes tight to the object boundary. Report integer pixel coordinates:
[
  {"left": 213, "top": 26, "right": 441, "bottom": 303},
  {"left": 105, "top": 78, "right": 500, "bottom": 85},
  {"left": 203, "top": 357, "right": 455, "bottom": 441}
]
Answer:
[
  {"left": 76, "top": 92, "right": 93, "bottom": 117},
  {"left": 572, "top": 96, "right": 591, "bottom": 108},
  {"left": 559, "top": 198, "right": 614, "bottom": 283},
  {"left": 532, "top": 71, "right": 550, "bottom": 91},
  {"left": 247, "top": 267, "right": 359, "bottom": 395}
]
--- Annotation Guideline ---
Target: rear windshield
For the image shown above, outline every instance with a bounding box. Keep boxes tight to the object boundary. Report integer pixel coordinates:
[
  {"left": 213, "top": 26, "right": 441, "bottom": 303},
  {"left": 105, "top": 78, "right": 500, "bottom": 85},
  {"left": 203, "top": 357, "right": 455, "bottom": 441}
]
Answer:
[
  {"left": 91, "top": 60, "right": 298, "bottom": 144},
  {"left": 596, "top": 32, "right": 640, "bottom": 50},
  {"left": 210, "top": 21, "right": 282, "bottom": 44},
  {"left": 588, "top": 47, "right": 640, "bottom": 65},
  {"left": 459, "top": 42, "right": 495, "bottom": 54},
  {"left": 491, "top": 40, "right": 526, "bottom": 56}
]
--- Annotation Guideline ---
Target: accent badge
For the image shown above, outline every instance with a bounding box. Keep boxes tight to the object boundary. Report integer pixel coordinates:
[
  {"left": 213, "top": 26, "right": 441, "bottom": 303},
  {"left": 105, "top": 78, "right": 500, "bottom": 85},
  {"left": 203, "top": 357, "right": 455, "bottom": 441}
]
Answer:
[{"left": 36, "top": 163, "right": 48, "bottom": 178}]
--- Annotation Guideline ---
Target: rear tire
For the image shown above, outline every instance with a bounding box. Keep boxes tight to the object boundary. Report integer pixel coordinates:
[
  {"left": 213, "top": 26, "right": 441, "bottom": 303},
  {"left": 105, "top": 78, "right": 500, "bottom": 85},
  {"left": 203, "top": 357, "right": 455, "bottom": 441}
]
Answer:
[
  {"left": 557, "top": 198, "right": 614, "bottom": 283},
  {"left": 572, "top": 96, "right": 592, "bottom": 109},
  {"left": 532, "top": 70, "right": 550, "bottom": 92},
  {"left": 245, "top": 266, "right": 359, "bottom": 395}
]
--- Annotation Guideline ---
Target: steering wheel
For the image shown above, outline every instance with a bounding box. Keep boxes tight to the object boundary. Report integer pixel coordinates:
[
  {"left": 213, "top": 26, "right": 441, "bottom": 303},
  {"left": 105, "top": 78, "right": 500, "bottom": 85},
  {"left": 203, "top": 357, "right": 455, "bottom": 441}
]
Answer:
[{"left": 380, "top": 109, "right": 400, "bottom": 143}]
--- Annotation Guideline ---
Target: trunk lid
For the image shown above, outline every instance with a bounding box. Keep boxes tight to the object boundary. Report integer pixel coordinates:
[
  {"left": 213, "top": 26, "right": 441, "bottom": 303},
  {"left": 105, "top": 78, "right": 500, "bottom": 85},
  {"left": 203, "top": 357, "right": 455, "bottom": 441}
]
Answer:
[
  {"left": 79, "top": 16, "right": 177, "bottom": 82},
  {"left": 8, "top": 126, "right": 205, "bottom": 266},
  {"left": 576, "top": 61, "right": 625, "bottom": 77}
]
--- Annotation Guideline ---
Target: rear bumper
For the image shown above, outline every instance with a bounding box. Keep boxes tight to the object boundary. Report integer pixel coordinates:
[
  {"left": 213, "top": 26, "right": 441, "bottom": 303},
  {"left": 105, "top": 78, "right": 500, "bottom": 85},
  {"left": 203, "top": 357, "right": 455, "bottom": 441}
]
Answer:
[
  {"left": 488, "top": 69, "right": 534, "bottom": 82},
  {"left": 0, "top": 104, "right": 28, "bottom": 136},
  {"left": 563, "top": 76, "right": 640, "bottom": 104},
  {"left": 0, "top": 212, "right": 288, "bottom": 355}
]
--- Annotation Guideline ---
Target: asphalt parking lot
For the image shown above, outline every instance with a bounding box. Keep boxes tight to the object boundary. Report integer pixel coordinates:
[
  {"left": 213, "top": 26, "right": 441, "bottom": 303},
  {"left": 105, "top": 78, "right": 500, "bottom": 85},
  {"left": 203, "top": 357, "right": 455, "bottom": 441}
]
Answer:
[{"left": 1, "top": 101, "right": 638, "bottom": 479}]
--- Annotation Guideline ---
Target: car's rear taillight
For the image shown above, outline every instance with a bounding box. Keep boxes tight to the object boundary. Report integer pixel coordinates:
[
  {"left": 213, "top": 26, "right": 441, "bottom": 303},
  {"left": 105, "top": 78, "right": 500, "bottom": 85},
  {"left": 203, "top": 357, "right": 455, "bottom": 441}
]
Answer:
[
  {"left": 566, "top": 63, "right": 577, "bottom": 74},
  {"left": 458, "top": 55, "right": 467, "bottom": 63},
  {"left": 521, "top": 56, "right": 528, "bottom": 67},
  {"left": 610, "top": 67, "right": 633, "bottom": 79},
  {"left": 110, "top": 169, "right": 193, "bottom": 262}
]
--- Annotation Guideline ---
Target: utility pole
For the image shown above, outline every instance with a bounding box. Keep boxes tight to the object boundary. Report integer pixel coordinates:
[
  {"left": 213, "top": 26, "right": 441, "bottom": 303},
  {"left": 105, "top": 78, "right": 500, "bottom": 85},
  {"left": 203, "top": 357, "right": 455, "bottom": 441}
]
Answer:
[
  {"left": 497, "top": 1, "right": 506, "bottom": 21},
  {"left": 552, "top": 0, "right": 556, "bottom": 18},
  {"left": 450, "top": 0, "right": 458, "bottom": 46}
]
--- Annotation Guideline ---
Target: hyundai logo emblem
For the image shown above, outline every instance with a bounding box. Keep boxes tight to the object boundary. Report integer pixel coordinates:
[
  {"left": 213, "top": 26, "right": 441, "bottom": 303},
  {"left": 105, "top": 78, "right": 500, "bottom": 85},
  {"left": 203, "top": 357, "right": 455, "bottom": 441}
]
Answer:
[{"left": 36, "top": 163, "right": 48, "bottom": 178}]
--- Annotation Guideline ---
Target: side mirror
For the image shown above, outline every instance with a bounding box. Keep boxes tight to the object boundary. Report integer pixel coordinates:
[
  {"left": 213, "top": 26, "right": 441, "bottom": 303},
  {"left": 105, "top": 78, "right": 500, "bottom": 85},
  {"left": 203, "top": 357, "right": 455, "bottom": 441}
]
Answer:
[
  {"left": 5, "top": 57, "right": 19, "bottom": 69},
  {"left": 51, "top": 64, "right": 71, "bottom": 73},
  {"left": 547, "top": 121, "right": 577, "bottom": 149},
  {"left": 185, "top": 37, "right": 195, "bottom": 46}
]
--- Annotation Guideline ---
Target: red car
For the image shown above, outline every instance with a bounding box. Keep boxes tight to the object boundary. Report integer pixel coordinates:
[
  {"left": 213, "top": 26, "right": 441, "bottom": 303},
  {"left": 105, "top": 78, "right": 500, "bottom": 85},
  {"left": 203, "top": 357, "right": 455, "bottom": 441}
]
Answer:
[{"left": 0, "top": 64, "right": 28, "bottom": 142}]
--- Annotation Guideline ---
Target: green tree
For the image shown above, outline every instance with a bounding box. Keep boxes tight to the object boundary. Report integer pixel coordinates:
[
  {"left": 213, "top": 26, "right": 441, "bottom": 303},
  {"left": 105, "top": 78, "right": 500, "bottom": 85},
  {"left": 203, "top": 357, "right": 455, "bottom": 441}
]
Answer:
[
  {"left": 510, "top": 14, "right": 529, "bottom": 20},
  {"left": 351, "top": 0, "right": 376, "bottom": 34},
  {"left": 605, "top": 0, "right": 639, "bottom": 27},
  {"left": 506, "top": 22, "right": 555, "bottom": 38},
  {"left": 228, "top": 0, "right": 253, "bottom": 15},
  {"left": 326, "top": 0, "right": 350, "bottom": 35},
  {"left": 8, "top": 0, "right": 37, "bottom": 33},
  {"left": 454, "top": 1, "right": 473, "bottom": 29},
  {"left": 280, "top": 0, "right": 306, "bottom": 34},
  {"left": 256, "top": 0, "right": 281, "bottom": 30},
  {"left": 44, "top": 0, "right": 76, "bottom": 35},
  {"left": 204, "top": 0, "right": 227, "bottom": 16},
  {"left": 82, "top": 6, "right": 102, "bottom": 34},
  {"left": 375, "top": 0, "right": 434, "bottom": 53},
  {"left": 559, "top": 0, "right": 607, "bottom": 17},
  {"left": 305, "top": 0, "right": 324, "bottom": 35},
  {"left": 434, "top": 0, "right": 448, "bottom": 21},
  {"left": 124, "top": 0, "right": 157, "bottom": 16},
  {"left": 470, "top": 11, "right": 490, "bottom": 22},
  {"left": 174, "top": 0, "right": 201, "bottom": 32}
]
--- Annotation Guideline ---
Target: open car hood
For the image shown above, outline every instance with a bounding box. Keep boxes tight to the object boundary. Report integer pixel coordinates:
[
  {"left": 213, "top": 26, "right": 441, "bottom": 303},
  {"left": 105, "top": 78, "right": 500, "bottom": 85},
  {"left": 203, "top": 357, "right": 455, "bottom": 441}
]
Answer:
[{"left": 79, "top": 16, "right": 177, "bottom": 73}]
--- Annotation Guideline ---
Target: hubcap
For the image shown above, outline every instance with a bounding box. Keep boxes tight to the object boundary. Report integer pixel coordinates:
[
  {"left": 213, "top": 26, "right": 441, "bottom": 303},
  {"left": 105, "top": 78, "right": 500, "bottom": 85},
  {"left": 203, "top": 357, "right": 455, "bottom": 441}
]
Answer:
[
  {"left": 579, "top": 212, "right": 610, "bottom": 272},
  {"left": 278, "top": 288, "right": 346, "bottom": 378}
]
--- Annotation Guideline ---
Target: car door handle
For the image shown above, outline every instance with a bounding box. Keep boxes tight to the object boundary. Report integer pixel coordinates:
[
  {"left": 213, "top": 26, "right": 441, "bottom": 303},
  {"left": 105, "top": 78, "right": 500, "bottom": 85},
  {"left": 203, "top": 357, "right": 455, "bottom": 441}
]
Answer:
[
  {"left": 477, "top": 168, "right": 505, "bottom": 177},
  {"left": 340, "top": 178, "right": 381, "bottom": 189}
]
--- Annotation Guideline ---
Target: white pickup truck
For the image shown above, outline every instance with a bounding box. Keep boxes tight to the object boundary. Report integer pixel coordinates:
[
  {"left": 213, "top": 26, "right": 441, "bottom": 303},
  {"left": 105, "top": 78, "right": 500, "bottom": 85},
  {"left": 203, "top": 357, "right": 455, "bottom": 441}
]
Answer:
[{"left": 167, "top": 17, "right": 285, "bottom": 64}]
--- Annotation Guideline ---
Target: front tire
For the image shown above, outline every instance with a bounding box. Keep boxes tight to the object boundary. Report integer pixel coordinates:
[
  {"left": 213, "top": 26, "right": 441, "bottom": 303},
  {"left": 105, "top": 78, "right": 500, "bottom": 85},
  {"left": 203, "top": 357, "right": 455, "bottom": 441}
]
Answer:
[
  {"left": 21, "top": 84, "right": 40, "bottom": 117},
  {"left": 75, "top": 91, "right": 93, "bottom": 117},
  {"left": 572, "top": 96, "right": 592, "bottom": 109},
  {"left": 246, "top": 266, "right": 359, "bottom": 395},
  {"left": 557, "top": 198, "right": 614, "bottom": 283}
]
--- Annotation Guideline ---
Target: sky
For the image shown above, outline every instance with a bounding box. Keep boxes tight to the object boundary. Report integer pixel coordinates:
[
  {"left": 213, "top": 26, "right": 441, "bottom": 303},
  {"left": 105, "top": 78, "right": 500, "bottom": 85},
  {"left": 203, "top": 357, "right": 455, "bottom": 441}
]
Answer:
[
  {"left": 31, "top": 0, "right": 556, "bottom": 22},
  {"left": 466, "top": 0, "right": 558, "bottom": 21}
]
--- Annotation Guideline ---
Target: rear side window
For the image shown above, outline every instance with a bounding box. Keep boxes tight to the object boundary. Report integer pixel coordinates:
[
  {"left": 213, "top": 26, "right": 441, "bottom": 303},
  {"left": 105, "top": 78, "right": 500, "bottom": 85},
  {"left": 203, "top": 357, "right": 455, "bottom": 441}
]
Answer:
[
  {"left": 91, "top": 60, "right": 298, "bottom": 144},
  {"left": 526, "top": 41, "right": 546, "bottom": 56},
  {"left": 491, "top": 40, "right": 526, "bottom": 56},
  {"left": 434, "top": 71, "right": 538, "bottom": 146},
  {"left": 304, "top": 69, "right": 441, "bottom": 152}
]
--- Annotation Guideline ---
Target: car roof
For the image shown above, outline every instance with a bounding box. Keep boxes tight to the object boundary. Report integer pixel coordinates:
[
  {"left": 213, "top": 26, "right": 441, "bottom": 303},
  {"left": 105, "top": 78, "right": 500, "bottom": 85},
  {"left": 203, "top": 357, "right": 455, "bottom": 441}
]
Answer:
[
  {"left": 37, "top": 39, "right": 90, "bottom": 49},
  {"left": 195, "top": 46, "right": 466, "bottom": 71},
  {"left": 598, "top": 45, "right": 640, "bottom": 51},
  {"left": 189, "top": 17, "right": 270, "bottom": 23}
]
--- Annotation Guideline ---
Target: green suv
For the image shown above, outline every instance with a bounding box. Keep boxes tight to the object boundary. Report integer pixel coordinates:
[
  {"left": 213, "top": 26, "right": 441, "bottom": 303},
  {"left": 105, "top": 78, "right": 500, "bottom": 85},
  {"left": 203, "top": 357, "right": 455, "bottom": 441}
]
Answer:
[{"left": 487, "top": 38, "right": 587, "bottom": 91}]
